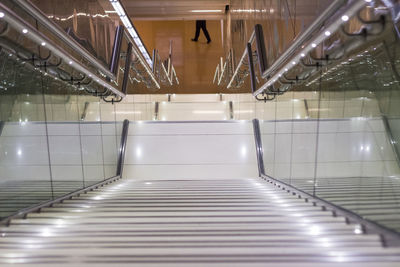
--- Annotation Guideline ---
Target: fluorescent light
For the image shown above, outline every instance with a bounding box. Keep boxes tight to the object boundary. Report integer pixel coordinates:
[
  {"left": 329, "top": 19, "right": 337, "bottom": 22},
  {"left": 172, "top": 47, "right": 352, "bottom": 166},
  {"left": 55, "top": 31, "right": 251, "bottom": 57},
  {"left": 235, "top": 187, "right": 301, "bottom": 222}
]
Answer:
[
  {"left": 115, "top": 111, "right": 142, "bottom": 115},
  {"left": 191, "top": 10, "right": 223, "bottom": 13},
  {"left": 234, "top": 110, "right": 254, "bottom": 114},
  {"left": 104, "top": 10, "right": 118, "bottom": 13},
  {"left": 109, "top": 0, "right": 153, "bottom": 67},
  {"left": 192, "top": 110, "right": 225, "bottom": 114}
]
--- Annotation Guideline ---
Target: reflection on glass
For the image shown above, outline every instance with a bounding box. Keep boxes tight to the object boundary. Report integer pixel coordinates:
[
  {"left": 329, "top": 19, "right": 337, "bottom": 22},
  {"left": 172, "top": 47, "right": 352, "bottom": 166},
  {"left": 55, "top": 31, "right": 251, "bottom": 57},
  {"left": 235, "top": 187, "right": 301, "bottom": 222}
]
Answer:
[
  {"left": 0, "top": 47, "right": 121, "bottom": 219},
  {"left": 257, "top": 7, "right": 400, "bottom": 233}
]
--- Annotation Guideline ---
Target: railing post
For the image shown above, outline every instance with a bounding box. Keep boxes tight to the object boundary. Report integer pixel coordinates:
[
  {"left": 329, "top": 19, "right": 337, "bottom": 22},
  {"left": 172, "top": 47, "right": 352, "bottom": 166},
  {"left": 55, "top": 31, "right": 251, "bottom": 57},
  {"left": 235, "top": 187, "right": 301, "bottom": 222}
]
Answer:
[
  {"left": 255, "top": 24, "right": 268, "bottom": 74},
  {"left": 247, "top": 43, "right": 257, "bottom": 94},
  {"left": 154, "top": 102, "right": 159, "bottom": 120},
  {"left": 116, "top": 119, "right": 129, "bottom": 177},
  {"left": 382, "top": 116, "right": 400, "bottom": 169},
  {"left": 229, "top": 101, "right": 234, "bottom": 120},
  {"left": 152, "top": 49, "right": 157, "bottom": 74},
  {"left": 0, "top": 121, "right": 4, "bottom": 136},
  {"left": 252, "top": 118, "right": 265, "bottom": 176},
  {"left": 110, "top": 25, "right": 125, "bottom": 75},
  {"left": 122, "top": 42, "right": 133, "bottom": 95}
]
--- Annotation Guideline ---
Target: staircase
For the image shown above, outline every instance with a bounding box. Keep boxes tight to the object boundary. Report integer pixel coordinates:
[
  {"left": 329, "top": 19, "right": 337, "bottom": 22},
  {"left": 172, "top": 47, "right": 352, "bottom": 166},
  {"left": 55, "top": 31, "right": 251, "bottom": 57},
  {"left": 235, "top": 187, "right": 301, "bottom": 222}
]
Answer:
[{"left": 1, "top": 178, "right": 400, "bottom": 266}]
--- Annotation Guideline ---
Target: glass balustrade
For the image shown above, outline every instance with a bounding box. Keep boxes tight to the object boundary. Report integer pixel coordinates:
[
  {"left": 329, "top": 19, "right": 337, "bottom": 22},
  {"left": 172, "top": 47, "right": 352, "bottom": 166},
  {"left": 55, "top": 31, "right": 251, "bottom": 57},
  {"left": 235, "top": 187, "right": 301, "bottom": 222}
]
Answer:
[
  {"left": 256, "top": 16, "right": 400, "bottom": 233},
  {"left": 0, "top": 47, "right": 122, "bottom": 219}
]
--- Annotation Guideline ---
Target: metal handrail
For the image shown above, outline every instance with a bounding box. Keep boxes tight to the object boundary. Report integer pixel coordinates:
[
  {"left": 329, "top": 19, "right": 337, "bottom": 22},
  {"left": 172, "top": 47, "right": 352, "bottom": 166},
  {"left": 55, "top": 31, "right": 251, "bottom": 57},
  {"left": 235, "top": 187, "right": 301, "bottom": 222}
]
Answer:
[
  {"left": 252, "top": 118, "right": 400, "bottom": 247},
  {"left": 11, "top": 0, "right": 117, "bottom": 81},
  {"left": 260, "top": 0, "right": 347, "bottom": 81},
  {"left": 215, "top": 0, "right": 370, "bottom": 97},
  {"left": 9, "top": 0, "right": 165, "bottom": 94},
  {"left": 381, "top": 115, "right": 400, "bottom": 169},
  {"left": 0, "top": 3, "right": 125, "bottom": 98},
  {"left": 0, "top": 121, "right": 4, "bottom": 136},
  {"left": 253, "top": 0, "right": 368, "bottom": 96},
  {"left": 116, "top": 119, "right": 129, "bottom": 177}
]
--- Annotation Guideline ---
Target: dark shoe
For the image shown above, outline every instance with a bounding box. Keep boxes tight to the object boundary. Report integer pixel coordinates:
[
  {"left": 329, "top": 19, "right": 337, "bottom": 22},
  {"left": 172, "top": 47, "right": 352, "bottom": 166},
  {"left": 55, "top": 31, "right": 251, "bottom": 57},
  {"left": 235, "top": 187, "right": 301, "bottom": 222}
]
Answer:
[
  {"left": 207, "top": 39, "right": 211, "bottom": 44},
  {"left": 191, "top": 38, "right": 198, "bottom": 42}
]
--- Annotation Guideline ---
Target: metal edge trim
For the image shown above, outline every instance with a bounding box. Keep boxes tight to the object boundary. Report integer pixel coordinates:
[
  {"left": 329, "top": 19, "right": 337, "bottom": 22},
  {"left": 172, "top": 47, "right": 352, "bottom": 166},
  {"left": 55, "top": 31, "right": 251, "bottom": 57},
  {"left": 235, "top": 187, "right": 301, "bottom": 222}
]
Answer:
[{"left": 0, "top": 175, "right": 122, "bottom": 226}]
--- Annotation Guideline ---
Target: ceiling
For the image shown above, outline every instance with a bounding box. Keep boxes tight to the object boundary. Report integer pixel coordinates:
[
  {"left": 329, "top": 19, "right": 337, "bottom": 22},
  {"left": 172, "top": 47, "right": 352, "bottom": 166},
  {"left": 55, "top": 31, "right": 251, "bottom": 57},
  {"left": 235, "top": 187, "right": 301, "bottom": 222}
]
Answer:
[{"left": 120, "top": 0, "right": 229, "bottom": 20}]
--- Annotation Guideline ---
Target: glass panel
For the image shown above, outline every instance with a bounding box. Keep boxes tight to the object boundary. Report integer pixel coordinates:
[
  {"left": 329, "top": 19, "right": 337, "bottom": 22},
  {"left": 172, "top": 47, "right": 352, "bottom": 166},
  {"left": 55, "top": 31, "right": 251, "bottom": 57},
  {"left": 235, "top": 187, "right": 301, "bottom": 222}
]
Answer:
[
  {"left": 229, "top": 0, "right": 332, "bottom": 81},
  {"left": 0, "top": 24, "right": 122, "bottom": 219},
  {"left": 256, "top": 4, "right": 400, "bottom": 233},
  {"left": 1, "top": 0, "right": 126, "bottom": 95},
  {"left": 0, "top": 49, "right": 53, "bottom": 218}
]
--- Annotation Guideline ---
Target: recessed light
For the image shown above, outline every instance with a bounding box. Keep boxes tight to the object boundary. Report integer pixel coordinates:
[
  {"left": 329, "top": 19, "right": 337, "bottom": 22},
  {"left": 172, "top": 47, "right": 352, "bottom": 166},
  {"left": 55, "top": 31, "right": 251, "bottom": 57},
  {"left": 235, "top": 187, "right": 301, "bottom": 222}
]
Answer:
[
  {"left": 0, "top": 12, "right": 4, "bottom": 18},
  {"left": 69, "top": 61, "right": 73, "bottom": 65},
  {"left": 41, "top": 42, "right": 46, "bottom": 46},
  {"left": 22, "top": 29, "right": 28, "bottom": 34},
  {"left": 341, "top": 15, "right": 349, "bottom": 21},
  {"left": 311, "top": 43, "right": 317, "bottom": 48},
  {"left": 324, "top": 30, "right": 331, "bottom": 36},
  {"left": 301, "top": 53, "right": 306, "bottom": 57},
  {"left": 190, "top": 10, "right": 223, "bottom": 13}
]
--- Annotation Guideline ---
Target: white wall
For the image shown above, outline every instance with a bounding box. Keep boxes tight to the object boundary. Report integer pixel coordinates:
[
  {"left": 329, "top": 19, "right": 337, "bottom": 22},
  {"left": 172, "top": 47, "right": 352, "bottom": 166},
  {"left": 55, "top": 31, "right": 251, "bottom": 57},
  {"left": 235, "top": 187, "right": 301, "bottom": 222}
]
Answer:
[
  {"left": 123, "top": 121, "right": 259, "bottom": 180},
  {"left": 2, "top": 118, "right": 398, "bottom": 183},
  {"left": 261, "top": 118, "right": 400, "bottom": 181},
  {"left": 0, "top": 122, "right": 120, "bottom": 184}
]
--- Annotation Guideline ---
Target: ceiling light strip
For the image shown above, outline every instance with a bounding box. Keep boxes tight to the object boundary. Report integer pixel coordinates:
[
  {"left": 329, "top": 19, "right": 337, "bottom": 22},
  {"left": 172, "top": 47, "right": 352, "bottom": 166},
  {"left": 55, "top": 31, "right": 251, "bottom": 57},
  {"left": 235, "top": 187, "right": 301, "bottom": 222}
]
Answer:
[
  {"left": 253, "top": 0, "right": 368, "bottom": 96},
  {"left": 109, "top": 0, "right": 152, "bottom": 68},
  {"left": 0, "top": 3, "right": 125, "bottom": 98},
  {"left": 190, "top": 10, "right": 223, "bottom": 13}
]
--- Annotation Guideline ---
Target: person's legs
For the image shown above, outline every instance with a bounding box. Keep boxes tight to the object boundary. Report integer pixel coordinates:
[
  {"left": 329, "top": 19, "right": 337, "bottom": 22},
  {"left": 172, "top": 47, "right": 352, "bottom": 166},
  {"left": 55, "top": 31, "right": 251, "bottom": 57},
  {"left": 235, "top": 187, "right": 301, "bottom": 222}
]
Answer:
[
  {"left": 191, "top": 20, "right": 201, "bottom": 41},
  {"left": 198, "top": 20, "right": 211, "bottom": 43},
  {"left": 201, "top": 24, "right": 211, "bottom": 43}
]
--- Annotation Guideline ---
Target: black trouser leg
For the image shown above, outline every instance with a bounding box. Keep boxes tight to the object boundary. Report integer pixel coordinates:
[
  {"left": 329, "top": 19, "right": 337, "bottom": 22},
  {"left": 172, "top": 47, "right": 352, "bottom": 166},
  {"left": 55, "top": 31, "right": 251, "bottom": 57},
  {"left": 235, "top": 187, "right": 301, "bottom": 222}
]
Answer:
[
  {"left": 193, "top": 21, "right": 201, "bottom": 40},
  {"left": 201, "top": 25, "right": 211, "bottom": 42}
]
